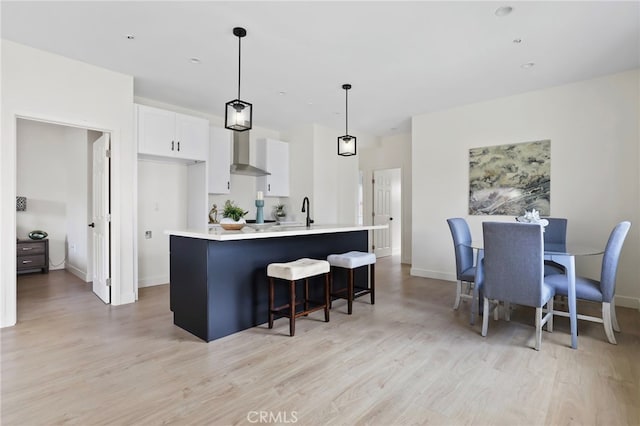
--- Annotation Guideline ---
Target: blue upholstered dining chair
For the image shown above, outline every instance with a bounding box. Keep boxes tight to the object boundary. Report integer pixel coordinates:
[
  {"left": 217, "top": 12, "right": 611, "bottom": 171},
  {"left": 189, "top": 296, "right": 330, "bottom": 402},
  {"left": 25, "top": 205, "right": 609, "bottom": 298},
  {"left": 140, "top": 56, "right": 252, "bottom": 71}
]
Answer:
[
  {"left": 479, "top": 222, "right": 555, "bottom": 350},
  {"left": 543, "top": 218, "right": 568, "bottom": 276},
  {"left": 545, "top": 221, "right": 631, "bottom": 344},
  {"left": 446, "top": 218, "right": 478, "bottom": 324}
]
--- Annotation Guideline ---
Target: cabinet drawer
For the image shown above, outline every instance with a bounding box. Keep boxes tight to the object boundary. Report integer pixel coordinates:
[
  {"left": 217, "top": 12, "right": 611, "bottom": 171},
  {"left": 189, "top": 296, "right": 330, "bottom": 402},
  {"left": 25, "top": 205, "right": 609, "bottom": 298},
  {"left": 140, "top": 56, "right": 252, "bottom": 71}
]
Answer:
[
  {"left": 17, "top": 242, "right": 45, "bottom": 255},
  {"left": 17, "top": 254, "right": 45, "bottom": 270}
]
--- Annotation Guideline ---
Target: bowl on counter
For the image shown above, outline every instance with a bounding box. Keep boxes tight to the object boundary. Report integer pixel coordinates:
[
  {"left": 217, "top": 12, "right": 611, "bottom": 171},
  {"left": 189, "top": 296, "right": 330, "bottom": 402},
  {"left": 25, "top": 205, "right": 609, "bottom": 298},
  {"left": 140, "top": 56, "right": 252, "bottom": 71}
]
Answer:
[{"left": 220, "top": 218, "right": 246, "bottom": 231}]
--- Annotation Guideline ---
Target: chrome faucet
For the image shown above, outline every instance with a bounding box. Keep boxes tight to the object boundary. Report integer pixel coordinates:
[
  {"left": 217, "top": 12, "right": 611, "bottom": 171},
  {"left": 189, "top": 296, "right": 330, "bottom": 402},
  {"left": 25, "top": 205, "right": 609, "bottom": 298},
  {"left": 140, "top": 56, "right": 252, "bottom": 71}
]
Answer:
[{"left": 301, "top": 197, "right": 313, "bottom": 228}]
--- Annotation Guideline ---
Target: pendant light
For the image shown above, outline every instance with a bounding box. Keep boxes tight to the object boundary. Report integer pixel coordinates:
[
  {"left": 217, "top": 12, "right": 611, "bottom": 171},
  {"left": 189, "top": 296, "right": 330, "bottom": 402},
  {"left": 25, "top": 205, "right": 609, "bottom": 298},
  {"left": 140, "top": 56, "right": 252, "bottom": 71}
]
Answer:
[
  {"left": 337, "top": 83, "right": 356, "bottom": 156},
  {"left": 225, "top": 27, "right": 252, "bottom": 132}
]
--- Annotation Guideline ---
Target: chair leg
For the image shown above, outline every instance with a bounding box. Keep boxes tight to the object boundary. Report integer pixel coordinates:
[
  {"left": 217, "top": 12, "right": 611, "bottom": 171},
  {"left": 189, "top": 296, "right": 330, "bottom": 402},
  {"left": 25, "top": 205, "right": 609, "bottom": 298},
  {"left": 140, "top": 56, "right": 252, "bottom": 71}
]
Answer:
[
  {"left": 324, "top": 273, "right": 330, "bottom": 322},
  {"left": 454, "top": 280, "right": 462, "bottom": 310},
  {"left": 535, "top": 307, "right": 542, "bottom": 351},
  {"left": 602, "top": 302, "right": 617, "bottom": 345},
  {"left": 347, "top": 269, "right": 354, "bottom": 315},
  {"left": 494, "top": 301, "right": 500, "bottom": 321},
  {"left": 505, "top": 302, "right": 511, "bottom": 322},
  {"left": 289, "top": 280, "right": 296, "bottom": 337},
  {"left": 481, "top": 297, "right": 490, "bottom": 337},
  {"left": 610, "top": 298, "right": 620, "bottom": 332},
  {"left": 268, "top": 277, "right": 274, "bottom": 329},
  {"left": 370, "top": 263, "right": 375, "bottom": 305},
  {"left": 329, "top": 266, "right": 334, "bottom": 309},
  {"left": 304, "top": 278, "right": 309, "bottom": 315},
  {"left": 546, "top": 297, "right": 553, "bottom": 333}
]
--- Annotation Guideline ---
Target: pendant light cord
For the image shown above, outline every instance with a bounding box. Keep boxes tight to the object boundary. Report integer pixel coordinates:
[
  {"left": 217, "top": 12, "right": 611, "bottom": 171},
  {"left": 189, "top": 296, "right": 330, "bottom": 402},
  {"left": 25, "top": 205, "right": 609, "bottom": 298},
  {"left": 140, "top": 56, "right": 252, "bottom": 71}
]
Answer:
[
  {"left": 237, "top": 36, "right": 242, "bottom": 100},
  {"left": 345, "top": 88, "right": 349, "bottom": 134}
]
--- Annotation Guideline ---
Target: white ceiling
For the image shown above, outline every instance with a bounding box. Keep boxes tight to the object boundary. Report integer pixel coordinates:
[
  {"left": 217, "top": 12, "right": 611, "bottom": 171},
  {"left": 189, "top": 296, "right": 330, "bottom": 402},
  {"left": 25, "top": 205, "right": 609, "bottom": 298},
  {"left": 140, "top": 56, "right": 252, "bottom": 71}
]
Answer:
[{"left": 2, "top": 1, "right": 639, "bottom": 138}]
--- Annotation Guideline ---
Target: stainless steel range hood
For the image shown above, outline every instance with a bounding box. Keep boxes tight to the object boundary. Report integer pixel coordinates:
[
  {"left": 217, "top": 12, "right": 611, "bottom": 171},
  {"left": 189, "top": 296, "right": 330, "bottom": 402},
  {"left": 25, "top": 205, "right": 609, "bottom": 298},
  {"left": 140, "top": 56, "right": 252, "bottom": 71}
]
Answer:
[{"left": 230, "top": 131, "right": 271, "bottom": 176}]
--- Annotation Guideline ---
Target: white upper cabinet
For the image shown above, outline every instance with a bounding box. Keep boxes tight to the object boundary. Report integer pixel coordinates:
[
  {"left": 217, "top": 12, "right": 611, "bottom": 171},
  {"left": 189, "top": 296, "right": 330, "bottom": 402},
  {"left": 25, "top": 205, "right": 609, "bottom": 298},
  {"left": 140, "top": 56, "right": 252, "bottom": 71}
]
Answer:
[
  {"left": 256, "top": 138, "right": 289, "bottom": 197},
  {"left": 136, "top": 104, "right": 209, "bottom": 162},
  {"left": 208, "top": 127, "right": 232, "bottom": 194}
]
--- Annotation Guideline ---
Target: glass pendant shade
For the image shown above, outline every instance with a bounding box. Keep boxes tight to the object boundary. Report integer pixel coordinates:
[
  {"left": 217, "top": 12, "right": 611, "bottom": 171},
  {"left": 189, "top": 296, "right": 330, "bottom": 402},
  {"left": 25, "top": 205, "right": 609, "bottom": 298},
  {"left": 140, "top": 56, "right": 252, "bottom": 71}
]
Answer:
[
  {"left": 225, "top": 99, "right": 252, "bottom": 132},
  {"left": 225, "top": 27, "right": 252, "bottom": 132},
  {"left": 337, "top": 134, "right": 357, "bottom": 156}
]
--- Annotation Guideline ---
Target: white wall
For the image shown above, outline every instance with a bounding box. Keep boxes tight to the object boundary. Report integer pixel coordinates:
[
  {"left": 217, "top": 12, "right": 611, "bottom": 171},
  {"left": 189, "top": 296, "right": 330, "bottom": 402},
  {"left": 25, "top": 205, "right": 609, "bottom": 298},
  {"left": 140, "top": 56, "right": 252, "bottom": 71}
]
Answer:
[
  {"left": 137, "top": 159, "right": 187, "bottom": 287},
  {"left": 284, "top": 124, "right": 315, "bottom": 223},
  {"left": 1, "top": 40, "right": 135, "bottom": 327},
  {"left": 313, "top": 124, "right": 362, "bottom": 225},
  {"left": 411, "top": 69, "right": 640, "bottom": 309},
  {"left": 359, "top": 133, "right": 413, "bottom": 263}
]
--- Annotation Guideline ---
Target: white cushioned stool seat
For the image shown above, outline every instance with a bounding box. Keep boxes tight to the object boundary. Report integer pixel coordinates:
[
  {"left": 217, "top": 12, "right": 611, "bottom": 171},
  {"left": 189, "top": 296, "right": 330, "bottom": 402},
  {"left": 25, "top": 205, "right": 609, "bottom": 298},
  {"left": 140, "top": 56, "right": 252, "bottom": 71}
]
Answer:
[
  {"left": 327, "top": 251, "right": 376, "bottom": 269},
  {"left": 268, "top": 258, "right": 330, "bottom": 281},
  {"left": 267, "top": 258, "right": 331, "bottom": 336},
  {"left": 327, "top": 251, "right": 376, "bottom": 315}
]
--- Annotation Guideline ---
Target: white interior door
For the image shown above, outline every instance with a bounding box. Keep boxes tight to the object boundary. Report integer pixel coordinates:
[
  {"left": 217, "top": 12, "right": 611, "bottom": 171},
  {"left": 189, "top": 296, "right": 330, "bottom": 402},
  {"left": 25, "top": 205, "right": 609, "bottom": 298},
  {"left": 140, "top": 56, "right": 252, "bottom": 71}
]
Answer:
[
  {"left": 373, "top": 169, "right": 393, "bottom": 257},
  {"left": 91, "top": 133, "right": 110, "bottom": 303}
]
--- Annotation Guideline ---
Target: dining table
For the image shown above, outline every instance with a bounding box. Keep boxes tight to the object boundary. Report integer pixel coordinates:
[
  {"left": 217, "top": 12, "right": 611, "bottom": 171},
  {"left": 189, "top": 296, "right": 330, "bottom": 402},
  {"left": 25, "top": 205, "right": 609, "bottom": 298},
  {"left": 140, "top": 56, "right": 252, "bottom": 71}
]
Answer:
[{"left": 467, "top": 240, "right": 604, "bottom": 349}]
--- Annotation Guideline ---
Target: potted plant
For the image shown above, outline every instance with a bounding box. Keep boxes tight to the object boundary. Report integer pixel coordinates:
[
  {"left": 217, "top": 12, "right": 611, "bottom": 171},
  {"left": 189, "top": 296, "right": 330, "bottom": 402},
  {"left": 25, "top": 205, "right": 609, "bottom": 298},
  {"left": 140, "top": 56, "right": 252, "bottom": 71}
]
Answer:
[{"left": 220, "top": 200, "right": 248, "bottom": 230}]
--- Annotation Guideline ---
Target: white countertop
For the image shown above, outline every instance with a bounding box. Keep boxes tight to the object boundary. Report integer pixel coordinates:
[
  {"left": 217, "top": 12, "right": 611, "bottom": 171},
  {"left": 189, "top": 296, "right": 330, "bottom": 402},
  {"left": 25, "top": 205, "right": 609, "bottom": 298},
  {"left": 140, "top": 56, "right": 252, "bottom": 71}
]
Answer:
[{"left": 166, "top": 224, "right": 387, "bottom": 241}]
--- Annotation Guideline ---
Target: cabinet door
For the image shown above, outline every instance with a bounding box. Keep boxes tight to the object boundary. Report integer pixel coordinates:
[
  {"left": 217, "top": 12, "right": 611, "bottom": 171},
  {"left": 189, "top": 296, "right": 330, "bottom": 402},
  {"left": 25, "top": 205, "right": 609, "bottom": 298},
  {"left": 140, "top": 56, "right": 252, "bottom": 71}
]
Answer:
[
  {"left": 208, "top": 127, "right": 232, "bottom": 194},
  {"left": 257, "top": 138, "right": 289, "bottom": 197},
  {"left": 137, "top": 105, "right": 176, "bottom": 156},
  {"left": 174, "top": 113, "right": 209, "bottom": 161}
]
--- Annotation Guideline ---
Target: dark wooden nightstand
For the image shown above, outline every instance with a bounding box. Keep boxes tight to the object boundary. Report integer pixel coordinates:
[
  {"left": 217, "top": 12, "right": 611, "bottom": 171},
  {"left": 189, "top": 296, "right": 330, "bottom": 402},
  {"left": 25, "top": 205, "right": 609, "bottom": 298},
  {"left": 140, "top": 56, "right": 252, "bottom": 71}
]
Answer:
[{"left": 17, "top": 239, "right": 49, "bottom": 274}]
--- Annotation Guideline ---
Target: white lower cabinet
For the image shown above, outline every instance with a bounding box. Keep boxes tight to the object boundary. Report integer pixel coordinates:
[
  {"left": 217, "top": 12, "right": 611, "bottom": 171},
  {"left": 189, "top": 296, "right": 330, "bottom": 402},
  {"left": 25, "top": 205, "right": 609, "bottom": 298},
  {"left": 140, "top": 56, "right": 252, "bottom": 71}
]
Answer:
[
  {"left": 208, "top": 127, "right": 232, "bottom": 194},
  {"left": 256, "top": 138, "right": 289, "bottom": 197}
]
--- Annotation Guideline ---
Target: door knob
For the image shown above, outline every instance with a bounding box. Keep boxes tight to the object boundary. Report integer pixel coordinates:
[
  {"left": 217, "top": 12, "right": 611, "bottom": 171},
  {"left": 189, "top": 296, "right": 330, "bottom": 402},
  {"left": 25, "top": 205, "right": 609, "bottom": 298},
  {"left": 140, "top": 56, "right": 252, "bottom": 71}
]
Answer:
[
  {"left": 389, "top": 217, "right": 394, "bottom": 221},
  {"left": 88, "top": 222, "right": 95, "bottom": 228}
]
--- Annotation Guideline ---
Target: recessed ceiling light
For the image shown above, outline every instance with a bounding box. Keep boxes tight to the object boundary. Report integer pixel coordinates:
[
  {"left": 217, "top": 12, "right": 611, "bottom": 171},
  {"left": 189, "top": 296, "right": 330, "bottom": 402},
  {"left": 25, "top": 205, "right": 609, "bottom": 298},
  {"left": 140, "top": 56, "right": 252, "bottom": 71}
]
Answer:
[
  {"left": 521, "top": 62, "right": 535, "bottom": 69},
  {"left": 125, "top": 35, "right": 135, "bottom": 40},
  {"left": 189, "top": 57, "right": 201, "bottom": 64},
  {"left": 495, "top": 6, "right": 513, "bottom": 17},
  {"left": 513, "top": 38, "right": 522, "bottom": 44},
  {"left": 278, "top": 91, "right": 287, "bottom": 96},
  {"left": 307, "top": 101, "right": 313, "bottom": 105}
]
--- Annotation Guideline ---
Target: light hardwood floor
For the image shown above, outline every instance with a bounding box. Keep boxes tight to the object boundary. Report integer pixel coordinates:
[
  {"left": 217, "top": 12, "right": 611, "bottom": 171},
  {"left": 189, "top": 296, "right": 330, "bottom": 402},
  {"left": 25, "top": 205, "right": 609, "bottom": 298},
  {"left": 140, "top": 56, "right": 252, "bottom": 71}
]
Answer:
[{"left": 3, "top": 258, "right": 639, "bottom": 425}]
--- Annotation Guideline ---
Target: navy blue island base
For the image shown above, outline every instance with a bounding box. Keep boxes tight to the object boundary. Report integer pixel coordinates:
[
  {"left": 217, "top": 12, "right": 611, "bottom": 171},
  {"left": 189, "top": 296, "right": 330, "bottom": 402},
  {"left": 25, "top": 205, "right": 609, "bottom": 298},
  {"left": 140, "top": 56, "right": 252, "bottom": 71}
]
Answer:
[{"left": 169, "top": 230, "right": 369, "bottom": 342}]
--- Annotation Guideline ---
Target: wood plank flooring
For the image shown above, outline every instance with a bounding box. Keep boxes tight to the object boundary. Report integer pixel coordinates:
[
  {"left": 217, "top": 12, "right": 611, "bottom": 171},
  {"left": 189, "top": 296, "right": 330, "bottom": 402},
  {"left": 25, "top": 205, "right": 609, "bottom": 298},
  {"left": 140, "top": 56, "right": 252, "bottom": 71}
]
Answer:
[{"left": 2, "top": 257, "right": 639, "bottom": 425}]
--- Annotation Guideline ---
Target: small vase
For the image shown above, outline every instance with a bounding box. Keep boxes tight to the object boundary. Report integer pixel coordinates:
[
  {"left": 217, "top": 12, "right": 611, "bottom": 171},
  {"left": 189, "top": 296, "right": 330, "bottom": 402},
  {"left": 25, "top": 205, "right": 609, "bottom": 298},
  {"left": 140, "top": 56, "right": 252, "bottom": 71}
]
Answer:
[{"left": 220, "top": 218, "right": 246, "bottom": 231}]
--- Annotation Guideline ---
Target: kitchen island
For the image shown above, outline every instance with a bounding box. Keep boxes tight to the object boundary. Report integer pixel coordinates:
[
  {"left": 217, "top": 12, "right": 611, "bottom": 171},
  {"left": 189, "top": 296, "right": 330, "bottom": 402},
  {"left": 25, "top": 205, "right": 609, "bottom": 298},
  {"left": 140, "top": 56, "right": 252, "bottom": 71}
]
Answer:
[{"left": 166, "top": 224, "right": 386, "bottom": 342}]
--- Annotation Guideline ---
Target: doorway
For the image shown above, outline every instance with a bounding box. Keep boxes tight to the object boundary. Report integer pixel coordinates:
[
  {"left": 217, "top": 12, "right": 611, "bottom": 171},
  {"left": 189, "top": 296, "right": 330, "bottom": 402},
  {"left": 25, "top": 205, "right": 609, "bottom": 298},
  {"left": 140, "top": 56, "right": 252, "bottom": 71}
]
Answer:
[
  {"left": 16, "top": 118, "right": 112, "bottom": 307},
  {"left": 372, "top": 168, "right": 402, "bottom": 258}
]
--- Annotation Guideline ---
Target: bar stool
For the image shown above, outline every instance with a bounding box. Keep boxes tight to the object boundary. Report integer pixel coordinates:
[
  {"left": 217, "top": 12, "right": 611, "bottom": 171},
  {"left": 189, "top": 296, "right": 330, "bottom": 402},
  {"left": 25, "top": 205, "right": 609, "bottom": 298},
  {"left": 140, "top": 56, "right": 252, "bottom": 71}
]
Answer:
[
  {"left": 267, "top": 258, "right": 330, "bottom": 336},
  {"left": 327, "top": 251, "right": 376, "bottom": 314}
]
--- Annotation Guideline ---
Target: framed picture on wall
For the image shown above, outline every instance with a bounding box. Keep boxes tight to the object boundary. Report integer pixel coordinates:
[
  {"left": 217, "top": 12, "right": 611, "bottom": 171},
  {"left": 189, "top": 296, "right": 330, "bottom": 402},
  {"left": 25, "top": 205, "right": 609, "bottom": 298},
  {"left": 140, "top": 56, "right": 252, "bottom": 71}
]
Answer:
[{"left": 468, "top": 139, "right": 550, "bottom": 215}]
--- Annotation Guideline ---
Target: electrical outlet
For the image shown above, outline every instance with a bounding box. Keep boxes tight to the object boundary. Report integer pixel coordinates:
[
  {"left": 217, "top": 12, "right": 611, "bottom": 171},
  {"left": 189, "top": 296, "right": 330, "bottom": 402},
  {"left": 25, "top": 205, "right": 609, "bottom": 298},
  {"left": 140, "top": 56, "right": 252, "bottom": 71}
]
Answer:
[
  {"left": 145, "top": 231, "right": 152, "bottom": 239},
  {"left": 70, "top": 244, "right": 76, "bottom": 252}
]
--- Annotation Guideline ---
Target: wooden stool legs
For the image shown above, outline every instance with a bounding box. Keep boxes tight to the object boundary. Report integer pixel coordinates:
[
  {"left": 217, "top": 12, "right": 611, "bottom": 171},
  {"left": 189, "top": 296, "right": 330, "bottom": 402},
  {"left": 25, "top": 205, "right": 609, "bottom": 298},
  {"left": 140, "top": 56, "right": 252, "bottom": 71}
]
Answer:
[
  {"left": 330, "top": 263, "right": 375, "bottom": 315},
  {"left": 268, "top": 274, "right": 330, "bottom": 337}
]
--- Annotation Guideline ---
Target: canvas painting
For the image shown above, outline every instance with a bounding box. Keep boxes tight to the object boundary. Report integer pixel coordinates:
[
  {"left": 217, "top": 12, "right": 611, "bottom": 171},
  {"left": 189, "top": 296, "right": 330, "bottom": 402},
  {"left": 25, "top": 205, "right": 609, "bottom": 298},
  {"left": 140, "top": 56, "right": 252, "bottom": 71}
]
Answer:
[{"left": 469, "top": 140, "right": 550, "bottom": 216}]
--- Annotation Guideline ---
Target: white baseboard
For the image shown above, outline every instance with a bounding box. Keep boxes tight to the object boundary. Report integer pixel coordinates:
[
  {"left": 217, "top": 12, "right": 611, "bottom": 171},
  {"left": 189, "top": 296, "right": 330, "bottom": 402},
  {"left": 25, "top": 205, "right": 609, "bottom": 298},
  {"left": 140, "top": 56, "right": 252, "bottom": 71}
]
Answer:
[
  {"left": 615, "top": 295, "right": 640, "bottom": 311},
  {"left": 410, "top": 267, "right": 455, "bottom": 282},
  {"left": 138, "top": 275, "right": 169, "bottom": 288},
  {"left": 65, "top": 263, "right": 90, "bottom": 282},
  {"left": 410, "top": 268, "right": 639, "bottom": 312}
]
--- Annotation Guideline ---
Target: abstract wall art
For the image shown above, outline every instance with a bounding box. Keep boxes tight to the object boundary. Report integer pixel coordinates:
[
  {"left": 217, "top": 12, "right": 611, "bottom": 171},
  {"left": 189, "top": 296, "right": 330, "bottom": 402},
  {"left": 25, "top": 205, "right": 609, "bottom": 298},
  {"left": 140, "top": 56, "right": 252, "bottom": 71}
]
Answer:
[{"left": 469, "top": 140, "right": 550, "bottom": 215}]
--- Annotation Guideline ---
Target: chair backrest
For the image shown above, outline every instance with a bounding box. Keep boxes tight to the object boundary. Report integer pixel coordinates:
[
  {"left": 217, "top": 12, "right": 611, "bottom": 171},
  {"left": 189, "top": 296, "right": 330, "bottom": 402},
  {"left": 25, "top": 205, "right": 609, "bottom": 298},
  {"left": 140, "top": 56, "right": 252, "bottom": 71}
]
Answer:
[
  {"left": 482, "top": 222, "right": 546, "bottom": 307},
  {"left": 543, "top": 217, "right": 568, "bottom": 246},
  {"left": 600, "top": 221, "right": 631, "bottom": 302},
  {"left": 447, "top": 218, "right": 474, "bottom": 279}
]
